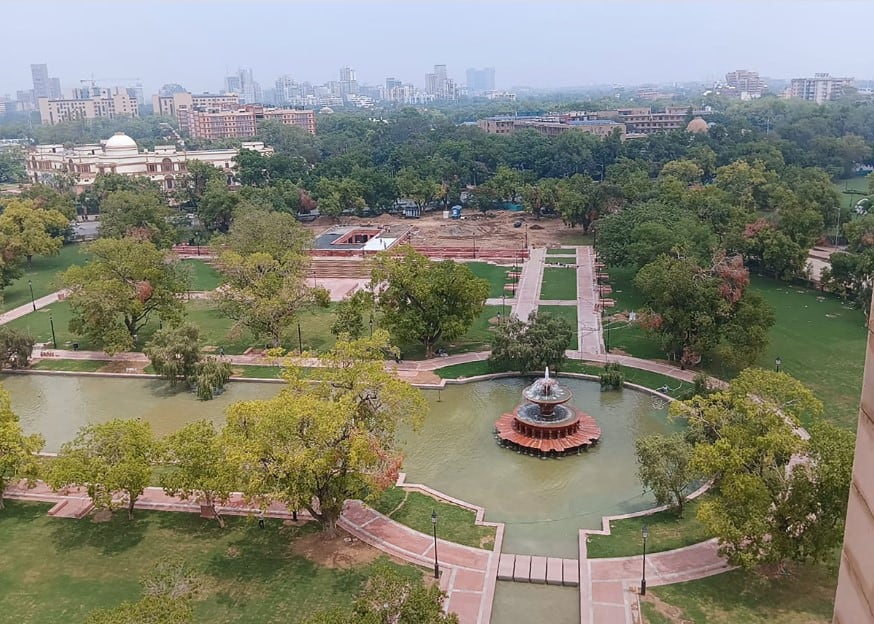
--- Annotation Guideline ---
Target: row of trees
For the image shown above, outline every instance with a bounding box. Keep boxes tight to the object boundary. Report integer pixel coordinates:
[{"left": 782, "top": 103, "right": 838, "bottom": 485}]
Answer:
[
  {"left": 3, "top": 332, "right": 427, "bottom": 533},
  {"left": 635, "top": 369, "right": 855, "bottom": 570}
]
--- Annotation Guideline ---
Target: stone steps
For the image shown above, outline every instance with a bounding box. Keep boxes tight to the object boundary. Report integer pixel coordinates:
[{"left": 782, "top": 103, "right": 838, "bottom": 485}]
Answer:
[{"left": 497, "top": 554, "right": 579, "bottom": 586}]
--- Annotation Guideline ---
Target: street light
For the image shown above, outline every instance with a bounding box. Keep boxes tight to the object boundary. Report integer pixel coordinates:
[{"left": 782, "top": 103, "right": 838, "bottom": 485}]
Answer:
[
  {"left": 502, "top": 293, "right": 506, "bottom": 321},
  {"left": 49, "top": 315, "right": 57, "bottom": 349},
  {"left": 298, "top": 321, "right": 303, "bottom": 356},
  {"left": 369, "top": 316, "right": 374, "bottom": 337},
  {"left": 28, "top": 280, "right": 36, "bottom": 311},
  {"left": 431, "top": 510, "right": 440, "bottom": 579},
  {"left": 640, "top": 525, "right": 649, "bottom": 596},
  {"left": 775, "top": 356, "right": 782, "bottom": 373}
]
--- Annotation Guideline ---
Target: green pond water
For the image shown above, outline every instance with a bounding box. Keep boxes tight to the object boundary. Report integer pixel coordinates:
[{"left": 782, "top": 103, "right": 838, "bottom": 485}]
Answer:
[{"left": 2, "top": 374, "right": 675, "bottom": 557}]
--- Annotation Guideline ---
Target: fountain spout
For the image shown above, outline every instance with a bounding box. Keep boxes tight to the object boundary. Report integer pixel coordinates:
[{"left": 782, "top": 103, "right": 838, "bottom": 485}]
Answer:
[{"left": 545, "top": 366, "right": 550, "bottom": 380}]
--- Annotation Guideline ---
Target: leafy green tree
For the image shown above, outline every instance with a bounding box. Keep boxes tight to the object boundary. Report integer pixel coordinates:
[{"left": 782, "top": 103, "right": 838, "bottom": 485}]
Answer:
[
  {"left": 161, "top": 420, "right": 237, "bottom": 527},
  {"left": 396, "top": 168, "right": 440, "bottom": 210},
  {"left": 330, "top": 290, "right": 374, "bottom": 339},
  {"left": 233, "top": 148, "right": 270, "bottom": 186},
  {"left": 634, "top": 253, "right": 774, "bottom": 366},
  {"left": 217, "top": 210, "right": 311, "bottom": 263},
  {"left": 191, "top": 357, "right": 231, "bottom": 401},
  {"left": 488, "top": 311, "right": 574, "bottom": 373},
  {"left": 672, "top": 369, "right": 851, "bottom": 569},
  {"left": 224, "top": 332, "right": 428, "bottom": 532},
  {"left": 315, "top": 177, "right": 366, "bottom": 217},
  {"left": 195, "top": 178, "right": 240, "bottom": 233},
  {"left": 371, "top": 246, "right": 489, "bottom": 358},
  {"left": 144, "top": 324, "right": 202, "bottom": 385},
  {"left": 659, "top": 159, "right": 704, "bottom": 185},
  {"left": 635, "top": 433, "right": 698, "bottom": 516},
  {"left": 15, "top": 184, "right": 76, "bottom": 220},
  {"left": 62, "top": 238, "right": 189, "bottom": 353},
  {"left": 90, "top": 173, "right": 163, "bottom": 203},
  {"left": 48, "top": 419, "right": 158, "bottom": 519},
  {"left": 0, "top": 327, "right": 35, "bottom": 370},
  {"left": 98, "top": 190, "right": 178, "bottom": 248},
  {"left": 0, "top": 148, "right": 26, "bottom": 184},
  {"left": 0, "top": 199, "right": 69, "bottom": 265},
  {"left": 0, "top": 384, "right": 44, "bottom": 508}
]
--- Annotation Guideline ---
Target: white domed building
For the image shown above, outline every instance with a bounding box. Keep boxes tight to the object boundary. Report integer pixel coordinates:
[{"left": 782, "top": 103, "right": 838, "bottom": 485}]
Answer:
[{"left": 26, "top": 132, "right": 273, "bottom": 193}]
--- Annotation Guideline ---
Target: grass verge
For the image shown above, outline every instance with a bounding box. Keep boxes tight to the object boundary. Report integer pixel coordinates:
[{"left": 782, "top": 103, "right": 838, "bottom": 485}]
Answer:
[
  {"left": 539, "top": 267, "right": 577, "bottom": 300},
  {"left": 646, "top": 561, "right": 837, "bottom": 624},
  {"left": 0, "top": 500, "right": 421, "bottom": 623},
  {"left": 586, "top": 496, "right": 712, "bottom": 558},
  {"left": 30, "top": 359, "right": 107, "bottom": 372},
  {"left": 0, "top": 244, "right": 86, "bottom": 313},
  {"left": 181, "top": 259, "right": 221, "bottom": 291},
  {"left": 372, "top": 488, "right": 495, "bottom": 550},
  {"left": 465, "top": 261, "right": 517, "bottom": 298}
]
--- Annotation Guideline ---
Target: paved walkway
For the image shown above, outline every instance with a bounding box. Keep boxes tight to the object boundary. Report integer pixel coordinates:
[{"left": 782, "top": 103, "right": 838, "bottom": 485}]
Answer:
[
  {"left": 3, "top": 479, "right": 498, "bottom": 624},
  {"left": 575, "top": 246, "right": 604, "bottom": 355},
  {"left": 0, "top": 289, "right": 67, "bottom": 325},
  {"left": 512, "top": 247, "right": 546, "bottom": 320}
]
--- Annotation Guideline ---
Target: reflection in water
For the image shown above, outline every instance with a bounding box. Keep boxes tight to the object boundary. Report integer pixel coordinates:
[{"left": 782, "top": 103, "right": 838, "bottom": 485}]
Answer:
[{"left": 2, "top": 374, "right": 676, "bottom": 556}]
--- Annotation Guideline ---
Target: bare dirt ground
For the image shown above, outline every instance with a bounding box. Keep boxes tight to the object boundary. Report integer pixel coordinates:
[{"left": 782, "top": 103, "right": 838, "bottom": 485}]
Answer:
[
  {"left": 301, "top": 211, "right": 588, "bottom": 250},
  {"left": 291, "top": 529, "right": 381, "bottom": 569}
]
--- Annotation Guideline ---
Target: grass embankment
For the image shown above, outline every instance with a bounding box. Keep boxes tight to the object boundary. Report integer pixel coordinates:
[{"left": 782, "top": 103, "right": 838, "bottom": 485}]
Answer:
[
  {"left": 0, "top": 500, "right": 421, "bottom": 624},
  {"left": 644, "top": 561, "right": 837, "bottom": 624},
  {"left": 30, "top": 359, "right": 107, "bottom": 372},
  {"left": 434, "top": 359, "right": 694, "bottom": 398},
  {"left": 546, "top": 247, "right": 576, "bottom": 255},
  {"left": 539, "top": 267, "right": 577, "bottom": 300},
  {"left": 0, "top": 244, "right": 86, "bottom": 313},
  {"left": 586, "top": 497, "right": 712, "bottom": 558},
  {"left": 373, "top": 488, "right": 495, "bottom": 550}
]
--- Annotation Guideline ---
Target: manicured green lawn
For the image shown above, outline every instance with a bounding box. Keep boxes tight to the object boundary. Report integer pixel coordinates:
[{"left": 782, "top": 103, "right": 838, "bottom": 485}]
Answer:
[
  {"left": 547, "top": 248, "right": 576, "bottom": 255},
  {"left": 749, "top": 277, "right": 866, "bottom": 429},
  {"left": 0, "top": 244, "right": 87, "bottom": 312},
  {"left": 373, "top": 488, "right": 495, "bottom": 550},
  {"left": 0, "top": 500, "right": 421, "bottom": 624},
  {"left": 31, "top": 358, "right": 107, "bottom": 372},
  {"left": 833, "top": 175, "right": 869, "bottom": 199},
  {"left": 647, "top": 561, "right": 837, "bottom": 624},
  {"left": 586, "top": 497, "right": 712, "bottom": 558},
  {"left": 181, "top": 259, "right": 221, "bottom": 291},
  {"left": 539, "top": 267, "right": 577, "bottom": 300},
  {"left": 606, "top": 268, "right": 867, "bottom": 428},
  {"left": 465, "top": 261, "right": 517, "bottom": 298},
  {"left": 545, "top": 257, "right": 576, "bottom": 265},
  {"left": 5, "top": 301, "right": 97, "bottom": 350},
  {"left": 538, "top": 305, "right": 578, "bottom": 348}
]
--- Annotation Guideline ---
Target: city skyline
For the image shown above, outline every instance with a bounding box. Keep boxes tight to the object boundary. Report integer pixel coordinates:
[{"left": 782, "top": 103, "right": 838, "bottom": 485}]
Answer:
[{"left": 3, "top": 1, "right": 873, "bottom": 97}]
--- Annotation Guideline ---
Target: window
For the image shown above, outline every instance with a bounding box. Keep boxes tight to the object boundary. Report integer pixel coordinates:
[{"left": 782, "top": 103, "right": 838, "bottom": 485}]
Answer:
[{"left": 161, "top": 157, "right": 174, "bottom": 173}]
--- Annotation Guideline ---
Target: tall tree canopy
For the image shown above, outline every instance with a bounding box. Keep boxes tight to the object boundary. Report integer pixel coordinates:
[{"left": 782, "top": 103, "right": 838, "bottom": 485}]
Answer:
[{"left": 371, "top": 246, "right": 489, "bottom": 358}]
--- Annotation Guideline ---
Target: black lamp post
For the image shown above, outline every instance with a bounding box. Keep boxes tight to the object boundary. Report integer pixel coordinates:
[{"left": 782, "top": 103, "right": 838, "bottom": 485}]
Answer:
[
  {"left": 775, "top": 356, "right": 782, "bottom": 373},
  {"left": 28, "top": 280, "right": 36, "bottom": 311},
  {"left": 641, "top": 525, "right": 649, "bottom": 595},
  {"left": 298, "top": 321, "right": 303, "bottom": 355},
  {"left": 431, "top": 510, "right": 440, "bottom": 579},
  {"left": 369, "top": 316, "right": 374, "bottom": 337},
  {"left": 502, "top": 293, "right": 505, "bottom": 321},
  {"left": 49, "top": 315, "right": 57, "bottom": 349}
]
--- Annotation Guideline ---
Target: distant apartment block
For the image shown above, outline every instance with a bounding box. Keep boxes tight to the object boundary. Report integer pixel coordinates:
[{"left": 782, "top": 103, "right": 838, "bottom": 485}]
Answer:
[
  {"left": 38, "top": 87, "right": 139, "bottom": 125},
  {"left": 592, "top": 106, "right": 710, "bottom": 135},
  {"left": 725, "top": 69, "right": 766, "bottom": 96},
  {"left": 466, "top": 67, "right": 496, "bottom": 94},
  {"left": 790, "top": 73, "right": 854, "bottom": 104},
  {"left": 151, "top": 92, "right": 240, "bottom": 119},
  {"left": 180, "top": 105, "right": 316, "bottom": 140},
  {"left": 478, "top": 115, "right": 625, "bottom": 139}
]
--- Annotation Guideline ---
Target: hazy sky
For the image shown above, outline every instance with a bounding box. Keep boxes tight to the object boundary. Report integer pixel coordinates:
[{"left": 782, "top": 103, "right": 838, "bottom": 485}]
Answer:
[{"left": 4, "top": 1, "right": 872, "bottom": 96}]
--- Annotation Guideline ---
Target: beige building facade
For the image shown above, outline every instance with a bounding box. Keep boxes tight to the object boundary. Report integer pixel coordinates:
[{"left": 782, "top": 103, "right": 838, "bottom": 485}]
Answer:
[
  {"left": 25, "top": 132, "right": 271, "bottom": 193},
  {"left": 833, "top": 296, "right": 874, "bottom": 623},
  {"left": 180, "top": 105, "right": 316, "bottom": 140},
  {"left": 38, "top": 88, "right": 139, "bottom": 125}
]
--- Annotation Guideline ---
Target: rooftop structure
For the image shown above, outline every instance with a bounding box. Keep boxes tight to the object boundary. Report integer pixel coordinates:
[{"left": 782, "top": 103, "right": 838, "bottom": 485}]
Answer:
[{"left": 311, "top": 226, "right": 410, "bottom": 256}]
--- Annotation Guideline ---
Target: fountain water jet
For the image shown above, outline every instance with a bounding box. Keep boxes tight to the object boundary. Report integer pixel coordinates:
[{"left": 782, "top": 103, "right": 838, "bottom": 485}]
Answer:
[{"left": 494, "top": 369, "right": 601, "bottom": 457}]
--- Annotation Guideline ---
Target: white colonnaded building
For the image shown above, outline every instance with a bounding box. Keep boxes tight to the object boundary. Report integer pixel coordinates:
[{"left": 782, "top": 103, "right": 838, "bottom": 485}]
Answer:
[{"left": 25, "top": 132, "right": 273, "bottom": 193}]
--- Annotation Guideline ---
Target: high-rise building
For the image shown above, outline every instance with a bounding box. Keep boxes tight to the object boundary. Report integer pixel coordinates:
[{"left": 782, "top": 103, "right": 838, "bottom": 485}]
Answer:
[
  {"left": 789, "top": 73, "right": 854, "bottom": 104},
  {"left": 31, "top": 64, "right": 51, "bottom": 99},
  {"left": 339, "top": 66, "right": 358, "bottom": 97},
  {"left": 724, "top": 69, "right": 765, "bottom": 96},
  {"left": 833, "top": 294, "right": 874, "bottom": 623},
  {"left": 224, "top": 74, "right": 242, "bottom": 94},
  {"left": 466, "top": 67, "right": 496, "bottom": 94},
  {"left": 49, "top": 78, "right": 62, "bottom": 100}
]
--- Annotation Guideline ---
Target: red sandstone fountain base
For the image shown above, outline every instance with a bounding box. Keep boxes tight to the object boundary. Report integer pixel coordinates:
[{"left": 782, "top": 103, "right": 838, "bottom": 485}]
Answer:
[{"left": 495, "top": 405, "right": 601, "bottom": 457}]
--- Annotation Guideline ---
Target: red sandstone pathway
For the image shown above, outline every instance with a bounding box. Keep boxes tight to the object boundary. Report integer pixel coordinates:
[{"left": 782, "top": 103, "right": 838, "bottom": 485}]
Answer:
[{"left": 3, "top": 480, "right": 497, "bottom": 624}]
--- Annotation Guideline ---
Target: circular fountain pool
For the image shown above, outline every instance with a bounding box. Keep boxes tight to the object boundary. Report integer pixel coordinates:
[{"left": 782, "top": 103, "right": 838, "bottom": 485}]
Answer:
[{"left": 2, "top": 373, "right": 678, "bottom": 556}]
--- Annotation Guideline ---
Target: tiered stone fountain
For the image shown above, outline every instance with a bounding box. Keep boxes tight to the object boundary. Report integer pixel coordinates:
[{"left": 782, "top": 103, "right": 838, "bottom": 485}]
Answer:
[{"left": 494, "top": 368, "right": 601, "bottom": 457}]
